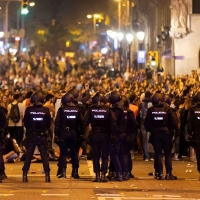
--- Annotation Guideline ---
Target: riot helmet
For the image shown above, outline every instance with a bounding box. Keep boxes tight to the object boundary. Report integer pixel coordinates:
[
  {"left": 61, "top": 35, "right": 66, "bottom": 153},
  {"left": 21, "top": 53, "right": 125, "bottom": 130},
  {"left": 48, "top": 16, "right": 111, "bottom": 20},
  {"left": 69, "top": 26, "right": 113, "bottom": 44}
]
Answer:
[
  {"left": 30, "top": 92, "right": 45, "bottom": 104},
  {"left": 109, "top": 91, "right": 121, "bottom": 104},
  {"left": 92, "top": 92, "right": 105, "bottom": 104},
  {"left": 121, "top": 95, "right": 129, "bottom": 108},
  {"left": 151, "top": 93, "right": 164, "bottom": 105},
  {"left": 194, "top": 92, "right": 200, "bottom": 103},
  {"left": 62, "top": 92, "right": 74, "bottom": 104},
  {"left": 68, "top": 88, "right": 79, "bottom": 102}
]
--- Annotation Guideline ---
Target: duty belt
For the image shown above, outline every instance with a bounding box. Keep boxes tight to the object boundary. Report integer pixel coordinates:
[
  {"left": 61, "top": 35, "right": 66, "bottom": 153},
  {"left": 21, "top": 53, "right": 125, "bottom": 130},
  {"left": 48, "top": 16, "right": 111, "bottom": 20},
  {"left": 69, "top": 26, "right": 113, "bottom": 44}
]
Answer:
[{"left": 32, "top": 132, "right": 46, "bottom": 137}]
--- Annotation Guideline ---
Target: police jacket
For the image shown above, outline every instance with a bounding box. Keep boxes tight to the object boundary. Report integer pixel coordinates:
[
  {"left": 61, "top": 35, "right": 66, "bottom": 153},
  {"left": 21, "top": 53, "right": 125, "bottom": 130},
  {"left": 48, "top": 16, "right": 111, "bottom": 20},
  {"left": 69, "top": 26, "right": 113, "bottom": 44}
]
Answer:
[
  {"left": 144, "top": 103, "right": 178, "bottom": 134},
  {"left": 23, "top": 103, "right": 51, "bottom": 134},
  {"left": 111, "top": 101, "right": 138, "bottom": 135},
  {"left": 83, "top": 102, "right": 116, "bottom": 134},
  {"left": 187, "top": 102, "right": 200, "bottom": 141},
  {"left": 54, "top": 103, "right": 83, "bottom": 140},
  {"left": 0, "top": 106, "right": 7, "bottom": 140}
]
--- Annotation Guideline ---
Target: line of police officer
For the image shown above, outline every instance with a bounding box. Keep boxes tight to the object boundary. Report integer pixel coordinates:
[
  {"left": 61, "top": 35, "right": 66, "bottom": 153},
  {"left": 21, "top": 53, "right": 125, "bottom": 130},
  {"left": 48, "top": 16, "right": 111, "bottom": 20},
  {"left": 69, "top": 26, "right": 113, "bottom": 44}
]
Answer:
[{"left": 1, "top": 90, "right": 200, "bottom": 182}]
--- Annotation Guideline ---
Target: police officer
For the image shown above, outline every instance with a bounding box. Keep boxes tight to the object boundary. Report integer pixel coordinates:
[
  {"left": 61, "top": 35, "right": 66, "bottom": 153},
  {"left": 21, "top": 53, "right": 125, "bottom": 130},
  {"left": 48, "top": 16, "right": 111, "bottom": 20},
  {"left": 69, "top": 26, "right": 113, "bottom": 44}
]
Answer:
[
  {"left": 54, "top": 92, "right": 83, "bottom": 179},
  {"left": 0, "top": 106, "right": 8, "bottom": 183},
  {"left": 22, "top": 92, "right": 51, "bottom": 182},
  {"left": 56, "top": 88, "right": 86, "bottom": 178},
  {"left": 109, "top": 91, "right": 138, "bottom": 181},
  {"left": 83, "top": 92, "right": 117, "bottom": 182},
  {"left": 186, "top": 92, "right": 200, "bottom": 180},
  {"left": 144, "top": 93, "right": 179, "bottom": 180}
]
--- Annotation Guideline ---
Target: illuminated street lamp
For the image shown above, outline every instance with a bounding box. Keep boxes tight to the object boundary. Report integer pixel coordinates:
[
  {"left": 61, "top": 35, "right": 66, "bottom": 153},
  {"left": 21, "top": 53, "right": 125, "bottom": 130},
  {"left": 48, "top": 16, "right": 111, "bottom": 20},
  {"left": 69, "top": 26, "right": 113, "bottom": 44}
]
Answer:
[
  {"left": 0, "top": 32, "right": 4, "bottom": 38},
  {"left": 136, "top": 31, "right": 145, "bottom": 42},
  {"left": 29, "top": 2, "right": 35, "bottom": 7}
]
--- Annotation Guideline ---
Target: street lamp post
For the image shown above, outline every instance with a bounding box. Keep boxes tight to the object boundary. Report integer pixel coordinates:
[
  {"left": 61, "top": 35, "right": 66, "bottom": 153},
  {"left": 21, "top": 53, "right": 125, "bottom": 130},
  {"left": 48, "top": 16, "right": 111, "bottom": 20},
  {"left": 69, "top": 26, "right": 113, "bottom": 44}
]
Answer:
[
  {"left": 107, "top": 30, "right": 117, "bottom": 69},
  {"left": 117, "top": 32, "right": 124, "bottom": 71},
  {"left": 137, "top": 31, "right": 145, "bottom": 70},
  {"left": 126, "top": 33, "right": 134, "bottom": 72}
]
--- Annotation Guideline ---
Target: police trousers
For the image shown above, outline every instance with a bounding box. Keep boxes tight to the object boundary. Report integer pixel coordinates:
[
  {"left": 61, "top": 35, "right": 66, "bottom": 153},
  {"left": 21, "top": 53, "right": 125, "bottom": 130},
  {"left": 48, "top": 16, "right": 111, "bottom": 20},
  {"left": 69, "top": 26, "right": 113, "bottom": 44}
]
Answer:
[
  {"left": 90, "top": 134, "right": 110, "bottom": 173},
  {"left": 22, "top": 136, "right": 50, "bottom": 173},
  {"left": 110, "top": 134, "right": 129, "bottom": 173},
  {"left": 59, "top": 136, "right": 79, "bottom": 169},
  {"left": 0, "top": 141, "right": 5, "bottom": 174},
  {"left": 151, "top": 132, "right": 172, "bottom": 174}
]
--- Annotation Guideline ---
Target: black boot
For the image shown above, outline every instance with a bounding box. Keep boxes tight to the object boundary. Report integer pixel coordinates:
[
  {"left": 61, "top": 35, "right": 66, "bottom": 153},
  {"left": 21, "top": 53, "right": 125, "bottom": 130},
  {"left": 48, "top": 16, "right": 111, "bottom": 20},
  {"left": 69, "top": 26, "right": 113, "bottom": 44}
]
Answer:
[
  {"left": 122, "top": 172, "right": 130, "bottom": 181},
  {"left": 92, "top": 172, "right": 101, "bottom": 182},
  {"left": 1, "top": 171, "right": 7, "bottom": 180},
  {"left": 165, "top": 172, "right": 177, "bottom": 180},
  {"left": 156, "top": 173, "right": 164, "bottom": 180},
  {"left": 101, "top": 172, "right": 108, "bottom": 182},
  {"left": 22, "top": 172, "right": 28, "bottom": 182},
  {"left": 106, "top": 171, "right": 113, "bottom": 179},
  {"left": 114, "top": 172, "right": 123, "bottom": 182},
  {"left": 72, "top": 168, "right": 80, "bottom": 179},
  {"left": 45, "top": 172, "right": 51, "bottom": 182},
  {"left": 57, "top": 168, "right": 66, "bottom": 179},
  {"left": 129, "top": 172, "right": 134, "bottom": 178}
]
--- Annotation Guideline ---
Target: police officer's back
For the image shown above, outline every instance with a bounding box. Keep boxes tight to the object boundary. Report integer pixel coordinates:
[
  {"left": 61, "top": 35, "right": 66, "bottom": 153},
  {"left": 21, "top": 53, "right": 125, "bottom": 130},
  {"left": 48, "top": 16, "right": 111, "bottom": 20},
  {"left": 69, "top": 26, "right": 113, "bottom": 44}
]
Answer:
[
  {"left": 187, "top": 92, "right": 200, "bottom": 180},
  {"left": 83, "top": 92, "right": 116, "bottom": 182},
  {"left": 0, "top": 105, "right": 8, "bottom": 183},
  {"left": 109, "top": 91, "right": 137, "bottom": 181},
  {"left": 144, "top": 93, "right": 178, "bottom": 180},
  {"left": 54, "top": 92, "right": 83, "bottom": 179},
  {"left": 22, "top": 92, "right": 51, "bottom": 182}
]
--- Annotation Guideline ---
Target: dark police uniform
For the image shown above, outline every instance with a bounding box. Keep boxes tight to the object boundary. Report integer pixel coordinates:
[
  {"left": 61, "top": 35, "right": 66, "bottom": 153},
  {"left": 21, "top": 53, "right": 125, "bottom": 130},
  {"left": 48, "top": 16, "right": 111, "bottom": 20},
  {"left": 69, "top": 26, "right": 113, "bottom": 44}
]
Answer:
[
  {"left": 54, "top": 101, "right": 83, "bottom": 179},
  {"left": 144, "top": 93, "right": 178, "bottom": 180},
  {"left": 0, "top": 106, "right": 8, "bottom": 182},
  {"left": 186, "top": 94, "right": 200, "bottom": 178},
  {"left": 83, "top": 100, "right": 117, "bottom": 182},
  {"left": 110, "top": 100, "right": 138, "bottom": 181},
  {"left": 22, "top": 102, "right": 51, "bottom": 182}
]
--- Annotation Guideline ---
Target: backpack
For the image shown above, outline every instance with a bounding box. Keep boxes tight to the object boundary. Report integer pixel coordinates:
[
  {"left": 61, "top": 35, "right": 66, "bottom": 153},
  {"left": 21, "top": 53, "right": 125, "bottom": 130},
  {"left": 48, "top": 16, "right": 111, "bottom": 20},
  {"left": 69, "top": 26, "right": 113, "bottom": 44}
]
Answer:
[{"left": 10, "top": 103, "right": 20, "bottom": 123}]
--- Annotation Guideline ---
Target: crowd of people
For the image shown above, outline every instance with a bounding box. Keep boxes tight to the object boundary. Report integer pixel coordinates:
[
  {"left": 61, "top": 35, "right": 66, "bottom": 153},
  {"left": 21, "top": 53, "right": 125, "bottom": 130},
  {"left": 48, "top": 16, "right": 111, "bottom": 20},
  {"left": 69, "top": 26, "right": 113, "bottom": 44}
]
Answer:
[{"left": 0, "top": 50, "right": 200, "bottom": 182}]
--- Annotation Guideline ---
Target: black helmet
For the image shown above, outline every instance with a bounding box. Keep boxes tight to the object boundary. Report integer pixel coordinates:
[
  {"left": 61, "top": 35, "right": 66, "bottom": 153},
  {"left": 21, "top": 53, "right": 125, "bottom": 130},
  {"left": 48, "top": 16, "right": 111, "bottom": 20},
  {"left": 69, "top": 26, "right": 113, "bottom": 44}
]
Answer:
[
  {"left": 121, "top": 95, "right": 129, "bottom": 108},
  {"left": 68, "top": 88, "right": 79, "bottom": 102},
  {"left": 92, "top": 92, "right": 105, "bottom": 104},
  {"left": 62, "top": 92, "right": 74, "bottom": 104},
  {"left": 164, "top": 94, "right": 171, "bottom": 105},
  {"left": 109, "top": 91, "right": 121, "bottom": 104},
  {"left": 30, "top": 92, "right": 45, "bottom": 104},
  {"left": 151, "top": 93, "right": 164, "bottom": 105},
  {"left": 194, "top": 92, "right": 200, "bottom": 103}
]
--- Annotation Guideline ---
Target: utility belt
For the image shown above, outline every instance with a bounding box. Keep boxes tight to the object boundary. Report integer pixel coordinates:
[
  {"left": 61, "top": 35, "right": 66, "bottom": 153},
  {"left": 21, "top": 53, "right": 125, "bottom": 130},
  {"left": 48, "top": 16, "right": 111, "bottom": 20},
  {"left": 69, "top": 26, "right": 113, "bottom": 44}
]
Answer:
[
  {"left": 92, "top": 128, "right": 110, "bottom": 135},
  {"left": 29, "top": 131, "right": 48, "bottom": 137}
]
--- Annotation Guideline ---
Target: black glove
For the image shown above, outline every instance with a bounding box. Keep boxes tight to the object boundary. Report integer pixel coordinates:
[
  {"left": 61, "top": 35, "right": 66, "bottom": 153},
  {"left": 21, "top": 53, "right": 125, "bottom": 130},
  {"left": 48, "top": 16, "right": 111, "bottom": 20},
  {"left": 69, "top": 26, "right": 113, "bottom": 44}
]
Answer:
[{"left": 54, "top": 136, "right": 60, "bottom": 145}]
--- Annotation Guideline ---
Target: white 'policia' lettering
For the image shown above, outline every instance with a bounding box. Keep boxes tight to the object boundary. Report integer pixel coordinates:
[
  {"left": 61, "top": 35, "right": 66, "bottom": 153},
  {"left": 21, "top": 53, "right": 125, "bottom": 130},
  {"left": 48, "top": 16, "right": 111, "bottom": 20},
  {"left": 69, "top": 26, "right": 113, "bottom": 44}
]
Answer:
[
  {"left": 64, "top": 110, "right": 78, "bottom": 112},
  {"left": 92, "top": 110, "right": 106, "bottom": 112},
  {"left": 152, "top": 112, "right": 166, "bottom": 114},
  {"left": 30, "top": 112, "right": 45, "bottom": 115}
]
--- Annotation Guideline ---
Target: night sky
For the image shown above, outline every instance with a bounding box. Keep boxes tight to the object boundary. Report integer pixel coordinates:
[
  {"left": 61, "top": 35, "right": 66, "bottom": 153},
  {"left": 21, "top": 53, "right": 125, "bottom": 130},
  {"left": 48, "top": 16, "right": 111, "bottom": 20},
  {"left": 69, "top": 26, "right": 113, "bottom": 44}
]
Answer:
[
  {"left": 31, "top": 0, "right": 110, "bottom": 23},
  {"left": 0, "top": 0, "right": 112, "bottom": 30}
]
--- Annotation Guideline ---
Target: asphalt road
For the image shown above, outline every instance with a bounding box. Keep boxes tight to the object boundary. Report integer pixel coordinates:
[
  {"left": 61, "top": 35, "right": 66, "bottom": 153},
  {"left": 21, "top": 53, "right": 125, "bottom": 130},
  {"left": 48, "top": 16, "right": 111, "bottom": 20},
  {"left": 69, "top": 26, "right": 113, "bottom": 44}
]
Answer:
[{"left": 1, "top": 156, "right": 200, "bottom": 200}]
